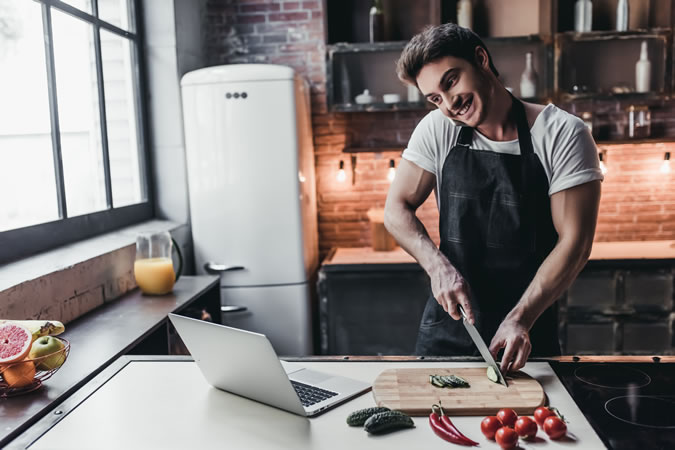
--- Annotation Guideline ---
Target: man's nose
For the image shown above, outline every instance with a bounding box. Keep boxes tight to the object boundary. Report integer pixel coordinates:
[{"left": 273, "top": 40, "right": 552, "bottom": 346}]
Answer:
[{"left": 440, "top": 92, "right": 459, "bottom": 114}]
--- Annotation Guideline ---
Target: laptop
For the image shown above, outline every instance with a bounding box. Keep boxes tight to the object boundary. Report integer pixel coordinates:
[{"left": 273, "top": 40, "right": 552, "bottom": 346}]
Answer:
[{"left": 168, "top": 313, "right": 371, "bottom": 417}]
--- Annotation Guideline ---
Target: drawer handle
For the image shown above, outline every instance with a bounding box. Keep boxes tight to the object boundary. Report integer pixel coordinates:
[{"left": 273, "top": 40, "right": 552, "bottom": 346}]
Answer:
[
  {"left": 204, "top": 262, "right": 245, "bottom": 274},
  {"left": 221, "top": 305, "right": 248, "bottom": 313}
]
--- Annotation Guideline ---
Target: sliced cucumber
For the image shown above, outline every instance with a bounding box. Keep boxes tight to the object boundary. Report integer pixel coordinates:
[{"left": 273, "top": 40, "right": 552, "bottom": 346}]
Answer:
[
  {"left": 447, "top": 374, "right": 470, "bottom": 388},
  {"left": 487, "top": 366, "right": 499, "bottom": 384},
  {"left": 430, "top": 375, "right": 445, "bottom": 388}
]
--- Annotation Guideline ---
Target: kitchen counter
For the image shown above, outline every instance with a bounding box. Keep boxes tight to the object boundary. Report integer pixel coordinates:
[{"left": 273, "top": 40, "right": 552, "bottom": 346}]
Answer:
[
  {"left": 0, "top": 276, "right": 220, "bottom": 448},
  {"left": 324, "top": 240, "right": 675, "bottom": 267},
  {"left": 7, "top": 356, "right": 606, "bottom": 449}
]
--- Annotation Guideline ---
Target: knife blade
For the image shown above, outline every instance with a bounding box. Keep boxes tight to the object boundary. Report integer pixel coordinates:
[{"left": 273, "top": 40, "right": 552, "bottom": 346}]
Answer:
[{"left": 457, "top": 305, "right": 508, "bottom": 387}]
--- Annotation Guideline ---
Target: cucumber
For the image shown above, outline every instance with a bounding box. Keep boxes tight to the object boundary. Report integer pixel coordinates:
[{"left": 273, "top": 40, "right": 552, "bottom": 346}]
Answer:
[
  {"left": 364, "top": 411, "right": 415, "bottom": 434},
  {"left": 430, "top": 374, "right": 470, "bottom": 388},
  {"left": 346, "top": 407, "right": 391, "bottom": 426},
  {"left": 447, "top": 375, "right": 470, "bottom": 388},
  {"left": 487, "top": 366, "right": 499, "bottom": 384}
]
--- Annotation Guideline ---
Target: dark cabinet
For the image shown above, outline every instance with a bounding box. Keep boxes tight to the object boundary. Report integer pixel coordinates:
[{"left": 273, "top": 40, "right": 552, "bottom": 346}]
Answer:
[
  {"left": 317, "top": 248, "right": 430, "bottom": 355},
  {"left": 560, "top": 260, "right": 674, "bottom": 355}
]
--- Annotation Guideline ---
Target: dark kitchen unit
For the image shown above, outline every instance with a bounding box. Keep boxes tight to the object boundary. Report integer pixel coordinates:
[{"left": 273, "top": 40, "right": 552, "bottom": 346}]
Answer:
[
  {"left": 551, "top": 358, "right": 675, "bottom": 450},
  {"left": 319, "top": 242, "right": 675, "bottom": 356}
]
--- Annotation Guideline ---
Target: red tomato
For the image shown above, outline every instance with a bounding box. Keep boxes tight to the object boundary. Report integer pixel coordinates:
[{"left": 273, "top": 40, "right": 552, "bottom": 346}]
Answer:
[
  {"left": 514, "top": 416, "right": 537, "bottom": 439},
  {"left": 534, "top": 406, "right": 555, "bottom": 427},
  {"left": 544, "top": 416, "right": 567, "bottom": 440},
  {"left": 480, "top": 416, "right": 502, "bottom": 440},
  {"left": 496, "top": 408, "right": 518, "bottom": 428},
  {"left": 495, "top": 426, "right": 519, "bottom": 449}
]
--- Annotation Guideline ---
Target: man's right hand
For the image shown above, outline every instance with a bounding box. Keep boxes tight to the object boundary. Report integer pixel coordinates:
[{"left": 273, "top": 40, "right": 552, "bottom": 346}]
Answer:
[{"left": 429, "top": 257, "right": 475, "bottom": 324}]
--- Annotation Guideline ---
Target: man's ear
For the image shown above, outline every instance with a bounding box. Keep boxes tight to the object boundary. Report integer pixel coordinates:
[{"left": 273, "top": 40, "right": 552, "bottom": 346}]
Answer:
[{"left": 474, "top": 46, "right": 490, "bottom": 71}]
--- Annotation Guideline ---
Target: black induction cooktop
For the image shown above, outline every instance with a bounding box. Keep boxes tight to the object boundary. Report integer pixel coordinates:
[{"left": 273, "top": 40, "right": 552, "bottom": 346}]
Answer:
[{"left": 551, "top": 361, "right": 675, "bottom": 450}]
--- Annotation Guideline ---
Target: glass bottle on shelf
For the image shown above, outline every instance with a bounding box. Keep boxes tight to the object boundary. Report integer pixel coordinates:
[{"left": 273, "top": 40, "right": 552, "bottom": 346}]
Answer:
[
  {"left": 520, "top": 52, "right": 538, "bottom": 99},
  {"left": 369, "top": 0, "right": 385, "bottom": 42},
  {"left": 635, "top": 41, "right": 651, "bottom": 93},
  {"left": 616, "top": 0, "right": 629, "bottom": 31},
  {"left": 627, "top": 105, "right": 651, "bottom": 138},
  {"left": 457, "top": 0, "right": 473, "bottom": 30},
  {"left": 574, "top": 0, "right": 592, "bottom": 32}
]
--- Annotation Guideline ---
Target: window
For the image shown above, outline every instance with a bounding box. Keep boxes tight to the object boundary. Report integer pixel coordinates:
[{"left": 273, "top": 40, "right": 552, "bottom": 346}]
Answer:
[{"left": 0, "top": 0, "right": 151, "bottom": 264}]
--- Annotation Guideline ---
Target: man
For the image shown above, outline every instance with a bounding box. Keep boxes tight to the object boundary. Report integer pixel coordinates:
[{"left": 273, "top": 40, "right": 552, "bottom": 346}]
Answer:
[{"left": 384, "top": 24, "right": 602, "bottom": 372}]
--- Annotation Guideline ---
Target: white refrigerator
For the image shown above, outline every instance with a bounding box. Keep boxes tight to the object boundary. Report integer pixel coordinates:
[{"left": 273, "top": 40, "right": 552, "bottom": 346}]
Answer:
[{"left": 181, "top": 64, "right": 318, "bottom": 356}]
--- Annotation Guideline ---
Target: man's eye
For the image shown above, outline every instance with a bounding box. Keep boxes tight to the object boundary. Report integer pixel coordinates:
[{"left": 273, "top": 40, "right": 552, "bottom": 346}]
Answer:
[{"left": 445, "top": 77, "right": 456, "bottom": 89}]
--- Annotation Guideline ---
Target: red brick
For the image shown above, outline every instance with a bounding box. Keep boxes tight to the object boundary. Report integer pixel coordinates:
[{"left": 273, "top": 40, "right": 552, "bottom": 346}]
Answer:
[
  {"left": 617, "top": 204, "right": 662, "bottom": 214},
  {"left": 240, "top": 3, "right": 281, "bottom": 13},
  {"left": 269, "top": 12, "right": 309, "bottom": 22},
  {"left": 283, "top": 2, "right": 300, "bottom": 10},
  {"left": 302, "top": 1, "right": 320, "bottom": 9},
  {"left": 236, "top": 14, "right": 266, "bottom": 24}
]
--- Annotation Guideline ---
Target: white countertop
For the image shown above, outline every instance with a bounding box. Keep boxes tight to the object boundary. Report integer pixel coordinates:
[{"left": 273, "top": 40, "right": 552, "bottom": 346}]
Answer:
[{"left": 27, "top": 360, "right": 605, "bottom": 450}]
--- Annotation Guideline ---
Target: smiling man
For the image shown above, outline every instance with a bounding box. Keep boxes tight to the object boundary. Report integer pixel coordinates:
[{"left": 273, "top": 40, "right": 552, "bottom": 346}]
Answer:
[{"left": 384, "top": 24, "right": 603, "bottom": 371}]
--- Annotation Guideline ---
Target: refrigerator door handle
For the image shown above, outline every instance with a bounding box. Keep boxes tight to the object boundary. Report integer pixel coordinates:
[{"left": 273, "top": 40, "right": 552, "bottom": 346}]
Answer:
[
  {"left": 204, "top": 262, "right": 245, "bottom": 274},
  {"left": 221, "top": 305, "right": 248, "bottom": 313}
]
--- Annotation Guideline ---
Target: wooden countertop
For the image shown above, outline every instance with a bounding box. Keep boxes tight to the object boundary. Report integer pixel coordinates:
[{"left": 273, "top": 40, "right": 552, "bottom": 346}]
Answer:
[
  {"left": 0, "top": 276, "right": 220, "bottom": 449},
  {"left": 323, "top": 240, "right": 675, "bottom": 266}
]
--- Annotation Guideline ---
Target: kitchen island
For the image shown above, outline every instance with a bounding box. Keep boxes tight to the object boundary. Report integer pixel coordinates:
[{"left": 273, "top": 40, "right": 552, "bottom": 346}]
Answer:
[{"left": 6, "top": 356, "right": 609, "bottom": 449}]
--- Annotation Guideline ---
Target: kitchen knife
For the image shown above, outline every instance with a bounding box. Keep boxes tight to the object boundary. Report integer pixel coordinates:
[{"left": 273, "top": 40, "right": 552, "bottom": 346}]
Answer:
[{"left": 458, "top": 305, "right": 508, "bottom": 387}]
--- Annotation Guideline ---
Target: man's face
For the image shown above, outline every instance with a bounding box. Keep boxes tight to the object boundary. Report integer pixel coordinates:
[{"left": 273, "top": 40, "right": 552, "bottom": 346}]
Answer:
[{"left": 416, "top": 51, "right": 492, "bottom": 127}]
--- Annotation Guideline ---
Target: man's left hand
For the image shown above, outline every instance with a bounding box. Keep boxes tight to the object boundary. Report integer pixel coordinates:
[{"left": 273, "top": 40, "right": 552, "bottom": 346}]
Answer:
[{"left": 488, "top": 319, "right": 531, "bottom": 373}]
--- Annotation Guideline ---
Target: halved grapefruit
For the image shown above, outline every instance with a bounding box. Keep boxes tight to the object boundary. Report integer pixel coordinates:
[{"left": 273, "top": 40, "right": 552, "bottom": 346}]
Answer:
[{"left": 0, "top": 323, "right": 32, "bottom": 364}]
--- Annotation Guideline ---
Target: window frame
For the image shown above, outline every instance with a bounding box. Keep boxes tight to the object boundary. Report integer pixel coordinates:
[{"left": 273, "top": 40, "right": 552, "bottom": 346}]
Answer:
[{"left": 0, "top": 0, "right": 154, "bottom": 265}]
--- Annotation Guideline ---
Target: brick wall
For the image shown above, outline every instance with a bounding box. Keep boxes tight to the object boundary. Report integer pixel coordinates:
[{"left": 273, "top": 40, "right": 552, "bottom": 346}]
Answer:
[{"left": 205, "top": 0, "right": 675, "bottom": 260}]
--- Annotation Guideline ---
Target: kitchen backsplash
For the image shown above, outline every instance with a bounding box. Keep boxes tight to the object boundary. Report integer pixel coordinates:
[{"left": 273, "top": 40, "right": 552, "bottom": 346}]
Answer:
[{"left": 205, "top": 0, "right": 675, "bottom": 259}]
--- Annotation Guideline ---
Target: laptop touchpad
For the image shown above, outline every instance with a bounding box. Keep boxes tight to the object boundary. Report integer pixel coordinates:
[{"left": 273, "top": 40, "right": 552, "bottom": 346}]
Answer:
[{"left": 291, "top": 369, "right": 333, "bottom": 385}]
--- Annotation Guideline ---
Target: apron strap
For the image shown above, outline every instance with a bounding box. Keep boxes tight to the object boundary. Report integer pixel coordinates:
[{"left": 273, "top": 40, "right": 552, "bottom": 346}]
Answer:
[{"left": 457, "top": 126, "right": 473, "bottom": 146}]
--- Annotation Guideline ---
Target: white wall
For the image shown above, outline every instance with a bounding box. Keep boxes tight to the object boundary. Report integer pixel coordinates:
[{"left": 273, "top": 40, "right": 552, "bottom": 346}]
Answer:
[{"left": 141, "top": 0, "right": 208, "bottom": 272}]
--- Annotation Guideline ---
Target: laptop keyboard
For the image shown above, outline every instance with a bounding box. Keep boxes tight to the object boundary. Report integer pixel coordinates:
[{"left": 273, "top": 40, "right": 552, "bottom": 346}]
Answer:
[{"left": 291, "top": 380, "right": 338, "bottom": 407}]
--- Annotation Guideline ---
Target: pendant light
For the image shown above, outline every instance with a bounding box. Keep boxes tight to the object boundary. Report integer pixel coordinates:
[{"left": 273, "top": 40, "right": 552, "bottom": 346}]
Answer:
[
  {"left": 387, "top": 159, "right": 396, "bottom": 182},
  {"left": 599, "top": 151, "right": 608, "bottom": 175},
  {"left": 336, "top": 160, "right": 346, "bottom": 182},
  {"left": 660, "top": 152, "right": 671, "bottom": 174}
]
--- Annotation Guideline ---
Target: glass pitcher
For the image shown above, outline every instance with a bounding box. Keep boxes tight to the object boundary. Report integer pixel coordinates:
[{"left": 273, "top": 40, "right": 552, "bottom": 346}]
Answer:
[{"left": 134, "top": 231, "right": 183, "bottom": 295}]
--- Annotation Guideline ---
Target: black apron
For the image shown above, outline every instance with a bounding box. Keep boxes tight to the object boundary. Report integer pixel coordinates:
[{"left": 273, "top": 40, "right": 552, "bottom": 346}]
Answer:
[{"left": 415, "top": 96, "right": 561, "bottom": 357}]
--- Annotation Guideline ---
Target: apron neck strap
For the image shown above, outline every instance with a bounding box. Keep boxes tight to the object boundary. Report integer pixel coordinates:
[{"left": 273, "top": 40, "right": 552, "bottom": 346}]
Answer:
[{"left": 453, "top": 92, "right": 534, "bottom": 156}]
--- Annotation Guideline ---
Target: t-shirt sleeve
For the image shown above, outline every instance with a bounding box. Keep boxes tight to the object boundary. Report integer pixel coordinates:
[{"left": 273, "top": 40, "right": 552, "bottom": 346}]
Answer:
[
  {"left": 548, "top": 122, "right": 604, "bottom": 196},
  {"left": 401, "top": 113, "right": 438, "bottom": 175}
]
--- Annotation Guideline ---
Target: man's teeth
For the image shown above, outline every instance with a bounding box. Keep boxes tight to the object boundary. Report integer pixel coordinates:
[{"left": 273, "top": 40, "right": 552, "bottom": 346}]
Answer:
[{"left": 458, "top": 99, "right": 471, "bottom": 115}]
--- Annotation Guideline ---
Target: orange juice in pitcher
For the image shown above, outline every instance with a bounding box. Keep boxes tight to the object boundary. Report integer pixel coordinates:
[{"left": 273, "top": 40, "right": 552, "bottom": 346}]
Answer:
[{"left": 134, "top": 232, "right": 183, "bottom": 295}]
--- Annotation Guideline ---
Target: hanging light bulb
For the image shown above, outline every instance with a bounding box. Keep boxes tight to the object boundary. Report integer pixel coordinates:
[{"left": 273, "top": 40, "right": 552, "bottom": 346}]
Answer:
[
  {"left": 598, "top": 151, "right": 608, "bottom": 175},
  {"left": 336, "top": 160, "right": 346, "bottom": 182},
  {"left": 660, "top": 152, "right": 671, "bottom": 174},
  {"left": 387, "top": 159, "right": 396, "bottom": 182}
]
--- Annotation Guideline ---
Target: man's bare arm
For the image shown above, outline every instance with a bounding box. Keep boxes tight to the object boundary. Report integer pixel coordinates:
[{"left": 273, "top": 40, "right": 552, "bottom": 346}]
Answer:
[
  {"left": 384, "top": 159, "right": 475, "bottom": 323},
  {"left": 489, "top": 180, "right": 601, "bottom": 371}
]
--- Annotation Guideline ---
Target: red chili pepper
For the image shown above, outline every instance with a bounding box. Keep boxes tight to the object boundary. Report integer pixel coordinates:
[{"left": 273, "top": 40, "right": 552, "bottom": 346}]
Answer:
[
  {"left": 429, "top": 404, "right": 478, "bottom": 446},
  {"left": 438, "top": 402, "right": 479, "bottom": 446}
]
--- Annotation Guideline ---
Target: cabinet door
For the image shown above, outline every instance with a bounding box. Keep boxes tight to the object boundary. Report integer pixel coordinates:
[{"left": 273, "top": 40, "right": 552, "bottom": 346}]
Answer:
[{"left": 319, "top": 269, "right": 430, "bottom": 355}]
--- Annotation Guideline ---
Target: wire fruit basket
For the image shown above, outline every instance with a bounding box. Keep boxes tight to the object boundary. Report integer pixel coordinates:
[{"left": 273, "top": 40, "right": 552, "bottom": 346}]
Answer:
[{"left": 0, "top": 337, "right": 70, "bottom": 398}]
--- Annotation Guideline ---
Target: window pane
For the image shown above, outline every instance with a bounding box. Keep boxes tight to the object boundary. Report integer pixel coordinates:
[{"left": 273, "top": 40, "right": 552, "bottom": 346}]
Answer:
[
  {"left": 59, "top": 0, "right": 92, "bottom": 15},
  {"left": 101, "top": 30, "right": 143, "bottom": 207},
  {"left": 98, "top": 0, "right": 132, "bottom": 32},
  {"left": 0, "top": 0, "right": 59, "bottom": 232},
  {"left": 52, "top": 10, "right": 107, "bottom": 217}
]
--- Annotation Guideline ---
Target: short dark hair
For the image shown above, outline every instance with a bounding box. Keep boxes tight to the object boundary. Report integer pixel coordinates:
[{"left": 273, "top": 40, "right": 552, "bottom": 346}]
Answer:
[{"left": 396, "top": 23, "right": 499, "bottom": 86}]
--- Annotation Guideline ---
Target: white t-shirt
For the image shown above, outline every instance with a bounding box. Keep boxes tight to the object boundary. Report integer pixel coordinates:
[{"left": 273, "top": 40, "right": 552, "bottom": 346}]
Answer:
[{"left": 402, "top": 104, "right": 604, "bottom": 206}]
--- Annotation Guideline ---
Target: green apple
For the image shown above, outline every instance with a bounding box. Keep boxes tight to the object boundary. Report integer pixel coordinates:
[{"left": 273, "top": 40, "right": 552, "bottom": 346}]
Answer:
[{"left": 29, "top": 336, "right": 65, "bottom": 371}]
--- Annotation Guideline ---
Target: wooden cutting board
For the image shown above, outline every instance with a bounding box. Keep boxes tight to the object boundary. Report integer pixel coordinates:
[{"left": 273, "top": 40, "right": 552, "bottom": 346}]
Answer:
[{"left": 372, "top": 368, "right": 545, "bottom": 416}]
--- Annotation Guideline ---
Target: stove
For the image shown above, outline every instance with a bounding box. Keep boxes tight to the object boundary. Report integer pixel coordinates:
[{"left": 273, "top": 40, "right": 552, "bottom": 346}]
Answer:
[{"left": 552, "top": 361, "right": 675, "bottom": 450}]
